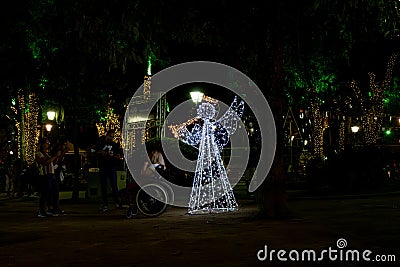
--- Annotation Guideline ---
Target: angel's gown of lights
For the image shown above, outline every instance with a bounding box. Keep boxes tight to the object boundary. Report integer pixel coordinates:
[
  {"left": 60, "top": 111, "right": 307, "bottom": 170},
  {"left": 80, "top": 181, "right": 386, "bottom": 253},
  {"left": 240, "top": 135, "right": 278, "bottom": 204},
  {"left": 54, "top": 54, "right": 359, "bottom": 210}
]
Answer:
[{"left": 179, "top": 98, "right": 244, "bottom": 214}]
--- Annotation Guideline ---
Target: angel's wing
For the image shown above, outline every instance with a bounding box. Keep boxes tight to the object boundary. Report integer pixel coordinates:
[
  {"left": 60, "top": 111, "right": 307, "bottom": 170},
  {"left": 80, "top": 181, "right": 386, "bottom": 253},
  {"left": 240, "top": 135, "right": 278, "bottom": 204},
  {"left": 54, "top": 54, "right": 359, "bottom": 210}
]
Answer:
[{"left": 216, "top": 96, "right": 244, "bottom": 136}]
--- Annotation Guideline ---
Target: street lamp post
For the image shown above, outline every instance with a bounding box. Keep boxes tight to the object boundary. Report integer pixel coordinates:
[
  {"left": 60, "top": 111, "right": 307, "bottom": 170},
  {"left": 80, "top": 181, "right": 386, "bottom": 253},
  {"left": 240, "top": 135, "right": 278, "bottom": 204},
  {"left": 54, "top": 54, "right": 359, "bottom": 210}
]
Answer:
[
  {"left": 351, "top": 125, "right": 359, "bottom": 146},
  {"left": 45, "top": 124, "right": 53, "bottom": 132},
  {"left": 42, "top": 109, "right": 56, "bottom": 139},
  {"left": 47, "top": 111, "right": 56, "bottom": 121},
  {"left": 190, "top": 91, "right": 204, "bottom": 105},
  {"left": 44, "top": 107, "right": 64, "bottom": 140},
  {"left": 351, "top": 126, "right": 359, "bottom": 133}
]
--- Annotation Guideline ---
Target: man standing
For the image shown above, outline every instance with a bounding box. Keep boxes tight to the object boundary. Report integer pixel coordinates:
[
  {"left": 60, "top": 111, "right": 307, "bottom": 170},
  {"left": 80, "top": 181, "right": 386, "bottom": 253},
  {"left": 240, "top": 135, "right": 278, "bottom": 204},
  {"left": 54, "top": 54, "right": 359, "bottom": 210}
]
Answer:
[
  {"left": 36, "top": 138, "right": 64, "bottom": 217},
  {"left": 97, "top": 129, "right": 122, "bottom": 212}
]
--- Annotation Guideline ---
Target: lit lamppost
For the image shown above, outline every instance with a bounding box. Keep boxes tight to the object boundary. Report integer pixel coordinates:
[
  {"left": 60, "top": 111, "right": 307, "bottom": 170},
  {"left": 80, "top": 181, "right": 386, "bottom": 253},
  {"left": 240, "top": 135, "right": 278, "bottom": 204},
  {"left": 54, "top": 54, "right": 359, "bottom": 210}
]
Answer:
[
  {"left": 47, "top": 110, "right": 56, "bottom": 121},
  {"left": 45, "top": 124, "right": 53, "bottom": 132},
  {"left": 351, "top": 126, "right": 359, "bottom": 133},
  {"left": 42, "top": 109, "right": 56, "bottom": 139},
  {"left": 190, "top": 91, "right": 204, "bottom": 105},
  {"left": 351, "top": 125, "right": 359, "bottom": 146}
]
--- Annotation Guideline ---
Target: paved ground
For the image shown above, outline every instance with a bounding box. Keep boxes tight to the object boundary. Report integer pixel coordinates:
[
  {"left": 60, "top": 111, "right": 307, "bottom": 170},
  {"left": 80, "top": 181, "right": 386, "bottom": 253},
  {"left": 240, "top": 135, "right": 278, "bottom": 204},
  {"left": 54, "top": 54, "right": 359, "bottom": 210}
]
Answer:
[{"left": 0, "top": 191, "right": 399, "bottom": 267}]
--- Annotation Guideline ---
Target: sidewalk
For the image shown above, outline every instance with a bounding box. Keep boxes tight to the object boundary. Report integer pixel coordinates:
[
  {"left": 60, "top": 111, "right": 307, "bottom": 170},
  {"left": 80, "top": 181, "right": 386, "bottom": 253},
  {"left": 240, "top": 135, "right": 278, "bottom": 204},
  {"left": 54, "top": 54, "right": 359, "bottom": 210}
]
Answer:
[{"left": 0, "top": 191, "right": 399, "bottom": 266}]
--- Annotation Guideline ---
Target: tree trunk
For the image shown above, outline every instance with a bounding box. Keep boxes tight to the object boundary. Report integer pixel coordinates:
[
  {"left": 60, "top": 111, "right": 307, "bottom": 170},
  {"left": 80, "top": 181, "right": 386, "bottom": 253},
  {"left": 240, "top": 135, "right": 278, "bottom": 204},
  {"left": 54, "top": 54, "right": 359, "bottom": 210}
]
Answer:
[
  {"left": 255, "top": 37, "right": 287, "bottom": 218},
  {"left": 71, "top": 87, "right": 81, "bottom": 201}
]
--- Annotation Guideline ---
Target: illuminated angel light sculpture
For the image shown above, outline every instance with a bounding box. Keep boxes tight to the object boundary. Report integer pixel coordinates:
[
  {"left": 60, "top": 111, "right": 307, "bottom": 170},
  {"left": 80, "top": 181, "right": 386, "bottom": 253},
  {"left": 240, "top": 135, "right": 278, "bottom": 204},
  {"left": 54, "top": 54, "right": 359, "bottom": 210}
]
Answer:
[{"left": 176, "top": 96, "right": 244, "bottom": 214}]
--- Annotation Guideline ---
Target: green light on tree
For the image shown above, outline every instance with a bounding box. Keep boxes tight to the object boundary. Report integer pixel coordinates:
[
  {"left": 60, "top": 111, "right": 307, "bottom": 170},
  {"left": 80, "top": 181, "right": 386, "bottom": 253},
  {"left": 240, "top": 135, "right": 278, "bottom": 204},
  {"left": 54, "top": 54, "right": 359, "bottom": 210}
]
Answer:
[
  {"left": 38, "top": 76, "right": 48, "bottom": 89},
  {"left": 97, "top": 110, "right": 107, "bottom": 122},
  {"left": 147, "top": 55, "right": 152, "bottom": 76}
]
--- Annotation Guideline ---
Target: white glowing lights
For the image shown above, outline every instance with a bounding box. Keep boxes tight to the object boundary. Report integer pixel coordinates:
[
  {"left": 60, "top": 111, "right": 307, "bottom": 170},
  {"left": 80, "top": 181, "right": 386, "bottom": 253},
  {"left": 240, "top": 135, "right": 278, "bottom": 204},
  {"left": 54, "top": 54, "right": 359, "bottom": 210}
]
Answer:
[
  {"left": 46, "top": 111, "right": 56, "bottom": 120},
  {"left": 45, "top": 124, "right": 53, "bottom": 132},
  {"left": 351, "top": 126, "right": 360, "bottom": 133},
  {"left": 190, "top": 91, "right": 204, "bottom": 104},
  {"left": 175, "top": 96, "right": 244, "bottom": 214}
]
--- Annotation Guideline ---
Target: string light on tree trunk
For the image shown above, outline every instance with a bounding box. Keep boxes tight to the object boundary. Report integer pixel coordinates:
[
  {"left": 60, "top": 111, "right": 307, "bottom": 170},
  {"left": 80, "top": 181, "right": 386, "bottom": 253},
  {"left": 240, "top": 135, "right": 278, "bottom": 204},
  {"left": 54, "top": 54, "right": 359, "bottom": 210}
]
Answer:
[
  {"left": 339, "top": 122, "right": 345, "bottom": 151},
  {"left": 25, "top": 93, "right": 40, "bottom": 165},
  {"left": 310, "top": 101, "right": 328, "bottom": 160},
  {"left": 11, "top": 90, "right": 40, "bottom": 165},
  {"left": 350, "top": 53, "right": 397, "bottom": 144}
]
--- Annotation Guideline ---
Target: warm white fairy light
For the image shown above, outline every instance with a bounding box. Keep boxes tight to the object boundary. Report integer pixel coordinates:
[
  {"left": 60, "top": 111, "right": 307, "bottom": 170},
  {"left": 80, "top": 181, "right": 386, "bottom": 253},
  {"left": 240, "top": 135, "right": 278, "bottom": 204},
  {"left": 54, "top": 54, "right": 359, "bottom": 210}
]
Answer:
[
  {"left": 10, "top": 90, "right": 40, "bottom": 165},
  {"left": 310, "top": 101, "right": 329, "bottom": 160},
  {"left": 339, "top": 122, "right": 345, "bottom": 151},
  {"left": 350, "top": 53, "right": 397, "bottom": 144},
  {"left": 173, "top": 96, "right": 244, "bottom": 214},
  {"left": 17, "top": 90, "right": 25, "bottom": 160},
  {"left": 144, "top": 75, "right": 151, "bottom": 100},
  {"left": 25, "top": 93, "right": 41, "bottom": 165},
  {"left": 10, "top": 101, "right": 21, "bottom": 159},
  {"left": 96, "top": 100, "right": 121, "bottom": 143}
]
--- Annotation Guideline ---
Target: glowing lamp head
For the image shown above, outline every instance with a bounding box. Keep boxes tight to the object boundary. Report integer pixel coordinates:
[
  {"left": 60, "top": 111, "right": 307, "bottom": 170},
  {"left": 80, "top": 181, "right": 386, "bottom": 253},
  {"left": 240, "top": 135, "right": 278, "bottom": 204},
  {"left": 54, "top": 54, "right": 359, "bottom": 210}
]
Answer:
[
  {"left": 190, "top": 91, "right": 204, "bottom": 104},
  {"left": 351, "top": 126, "right": 359, "bottom": 133},
  {"left": 45, "top": 124, "right": 53, "bottom": 132},
  {"left": 47, "top": 111, "right": 56, "bottom": 121}
]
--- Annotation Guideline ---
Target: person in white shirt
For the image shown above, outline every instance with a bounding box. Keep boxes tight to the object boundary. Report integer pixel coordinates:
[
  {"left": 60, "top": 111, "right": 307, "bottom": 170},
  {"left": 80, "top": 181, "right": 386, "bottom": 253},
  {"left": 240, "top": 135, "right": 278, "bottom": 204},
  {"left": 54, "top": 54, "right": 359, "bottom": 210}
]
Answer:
[{"left": 35, "top": 138, "right": 63, "bottom": 217}]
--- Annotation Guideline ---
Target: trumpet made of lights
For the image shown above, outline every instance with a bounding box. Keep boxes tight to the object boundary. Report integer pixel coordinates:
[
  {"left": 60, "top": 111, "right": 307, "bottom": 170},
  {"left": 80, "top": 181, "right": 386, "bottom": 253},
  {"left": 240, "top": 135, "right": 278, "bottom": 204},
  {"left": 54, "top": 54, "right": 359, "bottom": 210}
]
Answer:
[{"left": 174, "top": 96, "right": 244, "bottom": 214}]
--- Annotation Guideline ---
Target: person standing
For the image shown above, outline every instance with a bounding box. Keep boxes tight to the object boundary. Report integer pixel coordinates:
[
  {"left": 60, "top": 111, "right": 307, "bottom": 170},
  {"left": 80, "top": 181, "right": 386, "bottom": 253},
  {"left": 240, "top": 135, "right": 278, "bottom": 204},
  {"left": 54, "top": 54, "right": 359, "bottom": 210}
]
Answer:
[
  {"left": 49, "top": 139, "right": 69, "bottom": 215},
  {"left": 53, "top": 140, "right": 69, "bottom": 190},
  {"left": 35, "top": 138, "right": 62, "bottom": 217},
  {"left": 97, "top": 129, "right": 122, "bottom": 212}
]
